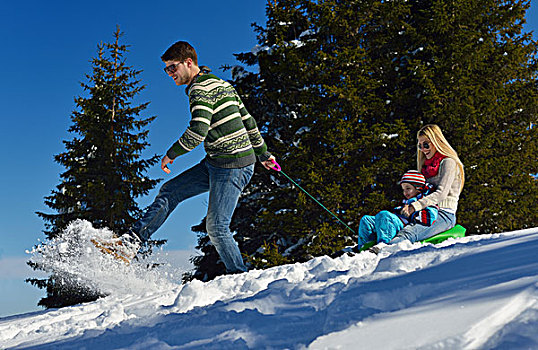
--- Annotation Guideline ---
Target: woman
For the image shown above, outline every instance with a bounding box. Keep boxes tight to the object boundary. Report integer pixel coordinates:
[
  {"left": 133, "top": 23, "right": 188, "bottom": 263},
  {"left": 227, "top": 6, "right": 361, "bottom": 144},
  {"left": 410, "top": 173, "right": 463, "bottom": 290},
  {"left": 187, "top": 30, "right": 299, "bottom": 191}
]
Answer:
[{"left": 389, "top": 124, "right": 464, "bottom": 244}]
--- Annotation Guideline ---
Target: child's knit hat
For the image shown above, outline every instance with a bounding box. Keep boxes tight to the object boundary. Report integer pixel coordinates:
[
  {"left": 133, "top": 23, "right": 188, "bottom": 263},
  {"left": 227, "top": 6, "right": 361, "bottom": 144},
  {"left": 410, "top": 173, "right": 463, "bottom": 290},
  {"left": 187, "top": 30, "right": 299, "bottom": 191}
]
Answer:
[{"left": 399, "top": 170, "right": 426, "bottom": 189}]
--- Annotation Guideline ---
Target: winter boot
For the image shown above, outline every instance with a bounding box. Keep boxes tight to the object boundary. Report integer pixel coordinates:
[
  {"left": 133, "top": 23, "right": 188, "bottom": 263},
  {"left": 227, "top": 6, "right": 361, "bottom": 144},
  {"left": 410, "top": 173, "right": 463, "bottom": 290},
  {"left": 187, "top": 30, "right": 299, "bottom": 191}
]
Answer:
[
  {"left": 368, "top": 243, "right": 386, "bottom": 255},
  {"left": 330, "top": 245, "right": 359, "bottom": 258},
  {"left": 91, "top": 231, "right": 141, "bottom": 264}
]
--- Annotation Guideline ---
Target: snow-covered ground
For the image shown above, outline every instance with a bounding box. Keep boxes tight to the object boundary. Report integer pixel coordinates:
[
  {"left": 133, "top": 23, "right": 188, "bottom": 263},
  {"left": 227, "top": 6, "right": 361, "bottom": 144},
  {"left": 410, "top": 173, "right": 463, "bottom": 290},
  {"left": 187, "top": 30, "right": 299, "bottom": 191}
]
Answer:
[{"left": 1, "top": 222, "right": 537, "bottom": 349}]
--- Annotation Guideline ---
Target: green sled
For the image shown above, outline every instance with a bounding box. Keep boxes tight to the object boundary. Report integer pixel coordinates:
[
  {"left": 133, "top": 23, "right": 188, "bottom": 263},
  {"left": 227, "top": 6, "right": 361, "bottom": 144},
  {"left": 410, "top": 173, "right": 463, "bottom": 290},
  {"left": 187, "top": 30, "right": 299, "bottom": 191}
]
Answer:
[{"left": 359, "top": 224, "right": 467, "bottom": 252}]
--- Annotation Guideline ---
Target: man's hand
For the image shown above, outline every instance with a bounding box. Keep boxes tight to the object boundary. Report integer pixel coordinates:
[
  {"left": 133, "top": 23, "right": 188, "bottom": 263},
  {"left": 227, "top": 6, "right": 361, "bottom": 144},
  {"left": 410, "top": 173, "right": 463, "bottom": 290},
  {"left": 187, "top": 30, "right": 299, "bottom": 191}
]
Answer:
[
  {"left": 262, "top": 155, "right": 277, "bottom": 170},
  {"left": 161, "top": 155, "right": 174, "bottom": 174},
  {"left": 401, "top": 204, "right": 415, "bottom": 217}
]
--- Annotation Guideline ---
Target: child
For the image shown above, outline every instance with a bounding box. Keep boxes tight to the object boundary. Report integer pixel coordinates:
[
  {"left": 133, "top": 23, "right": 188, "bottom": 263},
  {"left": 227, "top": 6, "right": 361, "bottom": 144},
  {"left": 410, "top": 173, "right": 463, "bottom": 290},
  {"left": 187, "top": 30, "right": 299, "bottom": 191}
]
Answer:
[{"left": 357, "top": 170, "right": 438, "bottom": 249}]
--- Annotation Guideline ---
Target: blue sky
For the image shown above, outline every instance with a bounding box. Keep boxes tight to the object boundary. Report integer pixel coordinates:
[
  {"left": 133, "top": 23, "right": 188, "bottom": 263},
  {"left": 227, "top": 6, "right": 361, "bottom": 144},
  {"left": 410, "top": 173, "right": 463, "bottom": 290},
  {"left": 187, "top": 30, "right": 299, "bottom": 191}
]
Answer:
[
  {"left": 1, "top": 1, "right": 537, "bottom": 317},
  {"left": 0, "top": 0, "right": 267, "bottom": 317}
]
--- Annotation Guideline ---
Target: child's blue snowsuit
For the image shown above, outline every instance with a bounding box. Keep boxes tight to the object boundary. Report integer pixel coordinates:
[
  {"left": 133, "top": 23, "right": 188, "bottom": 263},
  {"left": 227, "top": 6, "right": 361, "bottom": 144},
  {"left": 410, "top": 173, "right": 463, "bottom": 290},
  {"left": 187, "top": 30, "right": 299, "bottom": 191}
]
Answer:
[
  {"left": 358, "top": 211, "right": 404, "bottom": 247},
  {"left": 358, "top": 190, "right": 438, "bottom": 247}
]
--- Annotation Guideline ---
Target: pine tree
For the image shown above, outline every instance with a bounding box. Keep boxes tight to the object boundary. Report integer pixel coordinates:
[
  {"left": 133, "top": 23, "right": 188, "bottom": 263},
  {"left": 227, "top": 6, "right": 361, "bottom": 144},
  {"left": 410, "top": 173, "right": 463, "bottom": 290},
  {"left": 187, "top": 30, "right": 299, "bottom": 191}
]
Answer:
[
  {"left": 226, "top": 0, "right": 413, "bottom": 269},
  {"left": 189, "top": 0, "right": 538, "bottom": 279},
  {"left": 28, "top": 27, "right": 161, "bottom": 308}
]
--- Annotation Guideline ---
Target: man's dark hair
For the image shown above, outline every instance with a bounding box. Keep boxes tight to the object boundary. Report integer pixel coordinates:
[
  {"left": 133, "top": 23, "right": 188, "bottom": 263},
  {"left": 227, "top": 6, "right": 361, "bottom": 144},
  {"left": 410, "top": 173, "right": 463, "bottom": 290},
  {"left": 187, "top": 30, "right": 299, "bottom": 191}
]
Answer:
[{"left": 161, "top": 41, "right": 198, "bottom": 65}]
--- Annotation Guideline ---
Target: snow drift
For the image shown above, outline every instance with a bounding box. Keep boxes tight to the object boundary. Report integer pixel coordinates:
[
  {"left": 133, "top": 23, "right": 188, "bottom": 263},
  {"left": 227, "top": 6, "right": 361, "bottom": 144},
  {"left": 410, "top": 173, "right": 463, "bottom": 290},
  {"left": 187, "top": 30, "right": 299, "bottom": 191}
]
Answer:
[{"left": 2, "top": 222, "right": 537, "bottom": 349}]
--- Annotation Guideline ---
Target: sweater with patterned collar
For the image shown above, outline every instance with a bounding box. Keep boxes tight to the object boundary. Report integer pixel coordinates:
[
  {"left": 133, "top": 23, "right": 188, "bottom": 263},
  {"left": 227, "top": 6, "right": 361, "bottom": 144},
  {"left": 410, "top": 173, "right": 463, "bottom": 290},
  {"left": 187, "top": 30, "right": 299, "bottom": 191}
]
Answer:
[{"left": 166, "top": 73, "right": 271, "bottom": 168}]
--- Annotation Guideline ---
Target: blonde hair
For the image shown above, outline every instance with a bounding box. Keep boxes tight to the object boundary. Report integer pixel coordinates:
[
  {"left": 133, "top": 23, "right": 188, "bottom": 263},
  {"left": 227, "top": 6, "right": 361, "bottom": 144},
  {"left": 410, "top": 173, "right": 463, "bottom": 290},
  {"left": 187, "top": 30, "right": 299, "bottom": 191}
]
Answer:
[{"left": 417, "top": 124, "right": 465, "bottom": 190}]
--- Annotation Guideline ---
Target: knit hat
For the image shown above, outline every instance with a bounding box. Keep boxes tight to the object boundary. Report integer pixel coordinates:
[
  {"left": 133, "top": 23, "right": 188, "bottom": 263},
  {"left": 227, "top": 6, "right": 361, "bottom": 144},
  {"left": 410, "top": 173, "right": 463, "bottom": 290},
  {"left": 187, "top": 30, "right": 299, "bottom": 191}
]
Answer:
[{"left": 399, "top": 170, "right": 426, "bottom": 189}]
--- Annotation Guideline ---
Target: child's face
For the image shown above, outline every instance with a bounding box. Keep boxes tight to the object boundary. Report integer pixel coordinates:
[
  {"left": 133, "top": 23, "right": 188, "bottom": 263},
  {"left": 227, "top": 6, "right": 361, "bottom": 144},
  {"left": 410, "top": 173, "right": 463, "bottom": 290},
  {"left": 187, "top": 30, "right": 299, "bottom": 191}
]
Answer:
[{"left": 401, "top": 183, "right": 420, "bottom": 199}]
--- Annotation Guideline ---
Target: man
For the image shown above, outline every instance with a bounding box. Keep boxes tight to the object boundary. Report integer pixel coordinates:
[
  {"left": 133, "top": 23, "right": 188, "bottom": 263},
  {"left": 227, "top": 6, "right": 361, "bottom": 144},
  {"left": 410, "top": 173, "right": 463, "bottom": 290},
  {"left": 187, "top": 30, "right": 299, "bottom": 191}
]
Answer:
[{"left": 130, "top": 41, "right": 275, "bottom": 273}]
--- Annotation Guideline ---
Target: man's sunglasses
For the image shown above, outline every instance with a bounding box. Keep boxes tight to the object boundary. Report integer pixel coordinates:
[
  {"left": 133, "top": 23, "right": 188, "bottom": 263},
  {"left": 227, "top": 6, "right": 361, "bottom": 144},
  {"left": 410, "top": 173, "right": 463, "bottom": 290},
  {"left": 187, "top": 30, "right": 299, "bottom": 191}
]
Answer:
[
  {"left": 164, "top": 62, "right": 183, "bottom": 74},
  {"left": 418, "top": 141, "right": 431, "bottom": 150}
]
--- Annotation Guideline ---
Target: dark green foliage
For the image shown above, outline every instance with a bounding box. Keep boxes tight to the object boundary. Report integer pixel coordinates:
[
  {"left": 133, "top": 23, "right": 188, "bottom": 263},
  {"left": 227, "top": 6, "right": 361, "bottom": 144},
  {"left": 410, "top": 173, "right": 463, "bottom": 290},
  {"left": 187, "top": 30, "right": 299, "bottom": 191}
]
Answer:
[
  {"left": 26, "top": 269, "right": 105, "bottom": 309},
  {"left": 29, "top": 27, "right": 161, "bottom": 308},
  {"left": 36, "top": 27, "right": 160, "bottom": 237},
  {"left": 394, "top": 0, "right": 538, "bottom": 233},
  {"left": 247, "top": 241, "right": 291, "bottom": 269},
  {"left": 228, "top": 0, "right": 412, "bottom": 267},
  {"left": 188, "top": 0, "right": 537, "bottom": 278}
]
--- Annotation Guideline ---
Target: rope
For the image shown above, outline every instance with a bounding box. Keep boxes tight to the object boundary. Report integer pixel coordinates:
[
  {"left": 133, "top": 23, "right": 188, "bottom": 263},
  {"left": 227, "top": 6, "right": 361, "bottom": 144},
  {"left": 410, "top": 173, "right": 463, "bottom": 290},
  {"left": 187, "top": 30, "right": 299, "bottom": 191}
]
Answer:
[{"left": 276, "top": 168, "right": 356, "bottom": 235}]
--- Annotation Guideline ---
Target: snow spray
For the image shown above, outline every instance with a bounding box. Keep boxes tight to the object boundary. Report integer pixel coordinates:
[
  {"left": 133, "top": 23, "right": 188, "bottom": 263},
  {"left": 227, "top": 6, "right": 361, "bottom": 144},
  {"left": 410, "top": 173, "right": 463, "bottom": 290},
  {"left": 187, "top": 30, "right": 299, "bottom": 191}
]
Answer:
[{"left": 28, "top": 220, "right": 184, "bottom": 296}]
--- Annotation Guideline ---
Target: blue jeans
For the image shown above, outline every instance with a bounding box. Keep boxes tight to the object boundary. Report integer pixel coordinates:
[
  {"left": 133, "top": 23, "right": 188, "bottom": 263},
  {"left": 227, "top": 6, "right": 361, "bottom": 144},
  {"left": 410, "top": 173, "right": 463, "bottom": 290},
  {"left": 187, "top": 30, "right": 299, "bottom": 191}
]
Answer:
[
  {"left": 133, "top": 159, "right": 254, "bottom": 273},
  {"left": 358, "top": 210, "right": 404, "bottom": 247},
  {"left": 389, "top": 209, "right": 456, "bottom": 244}
]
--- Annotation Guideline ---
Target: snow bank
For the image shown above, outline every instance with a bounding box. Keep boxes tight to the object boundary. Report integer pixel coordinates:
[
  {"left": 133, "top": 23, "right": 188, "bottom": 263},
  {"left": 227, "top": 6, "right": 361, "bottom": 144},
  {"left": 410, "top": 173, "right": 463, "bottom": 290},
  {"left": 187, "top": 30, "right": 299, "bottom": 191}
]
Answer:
[{"left": 2, "top": 224, "right": 537, "bottom": 349}]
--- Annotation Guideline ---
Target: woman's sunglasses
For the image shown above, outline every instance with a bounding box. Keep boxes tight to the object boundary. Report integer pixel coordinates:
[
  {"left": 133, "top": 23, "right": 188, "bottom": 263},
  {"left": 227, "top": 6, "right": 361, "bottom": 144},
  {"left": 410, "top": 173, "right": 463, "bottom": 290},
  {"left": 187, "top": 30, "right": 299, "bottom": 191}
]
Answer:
[{"left": 418, "top": 141, "right": 430, "bottom": 150}]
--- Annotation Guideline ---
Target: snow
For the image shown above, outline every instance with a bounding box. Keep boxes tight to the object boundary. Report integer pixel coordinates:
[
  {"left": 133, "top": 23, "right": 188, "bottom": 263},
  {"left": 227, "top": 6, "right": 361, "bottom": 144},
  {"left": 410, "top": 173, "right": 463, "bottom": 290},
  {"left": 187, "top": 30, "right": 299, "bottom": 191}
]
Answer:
[
  {"left": 251, "top": 44, "right": 273, "bottom": 55},
  {"left": 2, "top": 222, "right": 538, "bottom": 349},
  {"left": 299, "top": 30, "right": 316, "bottom": 38}
]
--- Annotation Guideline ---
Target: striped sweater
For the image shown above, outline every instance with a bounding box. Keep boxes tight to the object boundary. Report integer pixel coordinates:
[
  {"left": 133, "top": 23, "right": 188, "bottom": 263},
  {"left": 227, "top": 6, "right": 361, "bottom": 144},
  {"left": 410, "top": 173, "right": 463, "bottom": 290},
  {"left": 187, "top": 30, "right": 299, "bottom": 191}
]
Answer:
[{"left": 166, "top": 73, "right": 271, "bottom": 168}]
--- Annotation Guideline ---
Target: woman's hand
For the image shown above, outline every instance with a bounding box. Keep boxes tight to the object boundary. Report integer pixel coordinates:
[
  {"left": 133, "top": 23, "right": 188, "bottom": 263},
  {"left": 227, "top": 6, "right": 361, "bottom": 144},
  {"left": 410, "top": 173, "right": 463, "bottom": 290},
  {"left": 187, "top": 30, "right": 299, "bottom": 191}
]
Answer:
[{"left": 401, "top": 204, "right": 416, "bottom": 217}]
